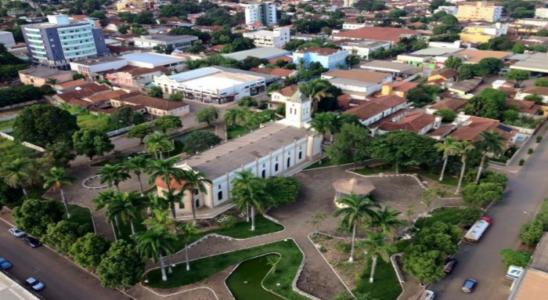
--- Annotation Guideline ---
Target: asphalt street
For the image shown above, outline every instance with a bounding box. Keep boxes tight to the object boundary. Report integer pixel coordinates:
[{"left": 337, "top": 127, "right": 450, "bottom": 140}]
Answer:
[
  {"left": 0, "top": 220, "right": 130, "bottom": 300},
  {"left": 431, "top": 138, "right": 548, "bottom": 299}
]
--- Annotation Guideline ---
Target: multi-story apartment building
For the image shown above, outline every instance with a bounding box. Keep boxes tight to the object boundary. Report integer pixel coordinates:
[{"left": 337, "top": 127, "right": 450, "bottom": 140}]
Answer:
[
  {"left": 116, "top": 0, "right": 155, "bottom": 12},
  {"left": 243, "top": 26, "right": 290, "bottom": 48},
  {"left": 455, "top": 2, "right": 503, "bottom": 22},
  {"left": 460, "top": 23, "right": 509, "bottom": 43},
  {"left": 292, "top": 47, "right": 349, "bottom": 71},
  {"left": 22, "top": 15, "right": 108, "bottom": 69},
  {"left": 243, "top": 2, "right": 277, "bottom": 26}
]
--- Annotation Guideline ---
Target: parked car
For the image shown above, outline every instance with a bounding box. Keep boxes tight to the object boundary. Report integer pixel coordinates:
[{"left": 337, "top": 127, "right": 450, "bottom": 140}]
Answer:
[
  {"left": 25, "top": 277, "right": 44, "bottom": 291},
  {"left": 8, "top": 227, "right": 26, "bottom": 237},
  {"left": 22, "top": 236, "right": 41, "bottom": 248},
  {"left": 0, "top": 257, "right": 12, "bottom": 270},
  {"left": 461, "top": 278, "right": 477, "bottom": 293},
  {"left": 419, "top": 290, "right": 435, "bottom": 300},
  {"left": 444, "top": 258, "right": 458, "bottom": 274}
]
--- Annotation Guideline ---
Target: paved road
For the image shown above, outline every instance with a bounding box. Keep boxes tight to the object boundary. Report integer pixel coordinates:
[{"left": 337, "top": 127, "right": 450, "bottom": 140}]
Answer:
[
  {"left": 432, "top": 138, "right": 548, "bottom": 299},
  {"left": 0, "top": 221, "right": 130, "bottom": 300}
]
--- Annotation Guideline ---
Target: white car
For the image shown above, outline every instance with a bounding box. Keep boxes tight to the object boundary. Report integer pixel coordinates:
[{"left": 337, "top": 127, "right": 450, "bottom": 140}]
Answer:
[
  {"left": 25, "top": 277, "right": 44, "bottom": 291},
  {"left": 419, "top": 290, "right": 435, "bottom": 300},
  {"left": 8, "top": 227, "right": 26, "bottom": 237}
]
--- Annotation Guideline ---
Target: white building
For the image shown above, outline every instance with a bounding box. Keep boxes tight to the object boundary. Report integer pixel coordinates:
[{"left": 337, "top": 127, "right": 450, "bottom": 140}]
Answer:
[
  {"left": 132, "top": 34, "right": 198, "bottom": 50},
  {"left": 434, "top": 6, "right": 458, "bottom": 15},
  {"left": 0, "top": 31, "right": 16, "bottom": 48},
  {"left": 122, "top": 52, "right": 186, "bottom": 72},
  {"left": 153, "top": 66, "right": 278, "bottom": 103},
  {"left": 536, "top": 8, "right": 548, "bottom": 19},
  {"left": 342, "top": 22, "right": 370, "bottom": 30},
  {"left": 243, "top": 2, "right": 277, "bottom": 26},
  {"left": 321, "top": 69, "right": 393, "bottom": 99},
  {"left": 155, "top": 90, "right": 322, "bottom": 219},
  {"left": 70, "top": 56, "right": 128, "bottom": 76},
  {"left": 340, "top": 40, "right": 391, "bottom": 60},
  {"left": 243, "top": 26, "right": 290, "bottom": 48}
]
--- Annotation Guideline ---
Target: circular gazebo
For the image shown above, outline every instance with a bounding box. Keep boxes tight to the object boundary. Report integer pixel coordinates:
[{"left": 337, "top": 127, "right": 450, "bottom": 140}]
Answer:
[{"left": 332, "top": 178, "right": 375, "bottom": 208}]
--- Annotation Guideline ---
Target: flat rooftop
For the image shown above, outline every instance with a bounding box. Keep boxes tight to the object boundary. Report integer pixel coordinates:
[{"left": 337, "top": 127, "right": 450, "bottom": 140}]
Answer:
[
  {"left": 222, "top": 47, "right": 291, "bottom": 61},
  {"left": 122, "top": 52, "right": 185, "bottom": 65},
  {"left": 410, "top": 47, "right": 463, "bottom": 56},
  {"left": 178, "top": 122, "right": 309, "bottom": 179},
  {"left": 71, "top": 56, "right": 125, "bottom": 66},
  {"left": 510, "top": 53, "right": 548, "bottom": 73},
  {"left": 133, "top": 34, "right": 197, "bottom": 42},
  {"left": 19, "top": 67, "right": 71, "bottom": 77},
  {"left": 244, "top": 30, "right": 277, "bottom": 37},
  {"left": 360, "top": 60, "right": 416, "bottom": 72},
  {"left": 0, "top": 273, "right": 39, "bottom": 300},
  {"left": 23, "top": 20, "right": 91, "bottom": 29}
]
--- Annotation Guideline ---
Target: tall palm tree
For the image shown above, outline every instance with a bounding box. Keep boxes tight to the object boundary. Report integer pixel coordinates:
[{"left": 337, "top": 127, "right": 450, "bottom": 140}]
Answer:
[
  {"left": 372, "top": 206, "right": 405, "bottom": 241},
  {"left": 143, "top": 209, "right": 176, "bottom": 232},
  {"left": 178, "top": 222, "right": 198, "bottom": 271},
  {"left": 93, "top": 190, "right": 122, "bottom": 236},
  {"left": 145, "top": 132, "right": 173, "bottom": 159},
  {"left": 42, "top": 167, "right": 75, "bottom": 219},
  {"left": 146, "top": 194, "right": 170, "bottom": 212},
  {"left": 309, "top": 112, "right": 333, "bottom": 144},
  {"left": 333, "top": 193, "right": 380, "bottom": 262},
  {"left": 125, "top": 156, "right": 150, "bottom": 196},
  {"left": 231, "top": 170, "right": 272, "bottom": 231},
  {"left": 1, "top": 158, "right": 32, "bottom": 199},
  {"left": 111, "top": 191, "right": 146, "bottom": 235},
  {"left": 160, "top": 189, "right": 184, "bottom": 219},
  {"left": 224, "top": 107, "right": 251, "bottom": 127},
  {"left": 181, "top": 170, "right": 212, "bottom": 225},
  {"left": 134, "top": 229, "right": 178, "bottom": 281},
  {"left": 451, "top": 141, "right": 475, "bottom": 194},
  {"left": 300, "top": 80, "right": 333, "bottom": 112},
  {"left": 97, "top": 164, "right": 130, "bottom": 192},
  {"left": 434, "top": 136, "right": 458, "bottom": 182},
  {"left": 360, "top": 232, "right": 395, "bottom": 283},
  {"left": 147, "top": 157, "right": 185, "bottom": 218},
  {"left": 474, "top": 131, "right": 504, "bottom": 184}
]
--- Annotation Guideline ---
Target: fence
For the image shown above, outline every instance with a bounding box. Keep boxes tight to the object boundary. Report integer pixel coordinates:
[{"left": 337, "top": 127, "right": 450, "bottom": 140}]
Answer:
[{"left": 107, "top": 125, "right": 135, "bottom": 137}]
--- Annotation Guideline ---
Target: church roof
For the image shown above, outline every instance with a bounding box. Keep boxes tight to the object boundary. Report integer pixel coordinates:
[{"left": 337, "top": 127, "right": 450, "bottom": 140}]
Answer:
[{"left": 288, "top": 90, "right": 309, "bottom": 103}]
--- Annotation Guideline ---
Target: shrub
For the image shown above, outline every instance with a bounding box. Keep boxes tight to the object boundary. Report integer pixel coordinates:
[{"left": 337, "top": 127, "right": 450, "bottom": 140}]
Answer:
[
  {"left": 528, "top": 148, "right": 534, "bottom": 154},
  {"left": 519, "top": 159, "right": 525, "bottom": 166},
  {"left": 220, "top": 215, "right": 238, "bottom": 229},
  {"left": 12, "top": 199, "right": 64, "bottom": 237},
  {"left": 462, "top": 182, "right": 504, "bottom": 206},
  {"left": 458, "top": 206, "right": 484, "bottom": 227},
  {"left": 42, "top": 221, "right": 86, "bottom": 254},
  {"left": 537, "top": 136, "right": 543, "bottom": 143},
  {"left": 69, "top": 233, "right": 111, "bottom": 270},
  {"left": 500, "top": 249, "right": 531, "bottom": 268},
  {"left": 519, "top": 219, "right": 544, "bottom": 246}
]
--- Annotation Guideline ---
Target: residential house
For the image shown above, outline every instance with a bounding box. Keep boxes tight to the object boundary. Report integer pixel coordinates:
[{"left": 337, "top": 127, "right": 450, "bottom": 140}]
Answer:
[
  {"left": 345, "top": 95, "right": 408, "bottom": 127},
  {"left": 506, "top": 98, "right": 542, "bottom": 117},
  {"left": 132, "top": 34, "right": 198, "bottom": 50},
  {"left": 427, "top": 68, "right": 459, "bottom": 87},
  {"left": 332, "top": 27, "right": 421, "bottom": 44},
  {"left": 448, "top": 78, "right": 482, "bottom": 96},
  {"left": 19, "top": 67, "right": 74, "bottom": 87},
  {"left": 372, "top": 111, "right": 441, "bottom": 137},
  {"left": 104, "top": 65, "right": 169, "bottom": 89},
  {"left": 449, "top": 115, "right": 519, "bottom": 148},
  {"left": 292, "top": 47, "right": 349, "bottom": 71},
  {"left": 321, "top": 69, "right": 393, "bottom": 99},
  {"left": 507, "top": 233, "right": 548, "bottom": 300},
  {"left": 249, "top": 67, "right": 297, "bottom": 79},
  {"left": 360, "top": 60, "right": 421, "bottom": 81},
  {"left": 243, "top": 27, "right": 290, "bottom": 48},
  {"left": 111, "top": 93, "right": 190, "bottom": 116},
  {"left": 454, "top": 49, "right": 512, "bottom": 64},
  {"left": 459, "top": 23, "right": 509, "bottom": 44},
  {"left": 378, "top": 81, "right": 418, "bottom": 98},
  {"left": 339, "top": 40, "right": 392, "bottom": 60},
  {"left": 425, "top": 97, "right": 467, "bottom": 114},
  {"left": 516, "top": 86, "right": 548, "bottom": 104}
]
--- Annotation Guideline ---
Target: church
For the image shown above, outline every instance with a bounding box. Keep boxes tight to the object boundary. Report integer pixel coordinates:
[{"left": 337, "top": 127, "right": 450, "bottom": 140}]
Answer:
[{"left": 155, "top": 89, "right": 323, "bottom": 219}]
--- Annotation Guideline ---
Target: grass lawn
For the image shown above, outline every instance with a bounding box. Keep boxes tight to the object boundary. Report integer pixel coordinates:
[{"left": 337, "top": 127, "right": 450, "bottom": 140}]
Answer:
[
  {"left": 304, "top": 157, "right": 336, "bottom": 170},
  {"left": 77, "top": 113, "right": 114, "bottom": 132},
  {"left": 115, "top": 213, "right": 146, "bottom": 241},
  {"left": 66, "top": 205, "right": 95, "bottom": 234},
  {"left": 0, "top": 138, "right": 36, "bottom": 164},
  {"left": 174, "top": 215, "right": 284, "bottom": 250},
  {"left": 146, "top": 240, "right": 309, "bottom": 300},
  {"left": 354, "top": 165, "right": 396, "bottom": 175},
  {"left": 417, "top": 207, "right": 463, "bottom": 230},
  {"left": 227, "top": 125, "right": 249, "bottom": 140},
  {"left": 414, "top": 169, "right": 458, "bottom": 187},
  {"left": 0, "top": 118, "right": 15, "bottom": 131},
  {"left": 354, "top": 258, "right": 402, "bottom": 300}
]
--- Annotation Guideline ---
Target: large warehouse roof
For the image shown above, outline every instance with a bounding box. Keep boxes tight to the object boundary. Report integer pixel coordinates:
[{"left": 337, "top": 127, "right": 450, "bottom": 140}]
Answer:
[{"left": 510, "top": 53, "right": 548, "bottom": 73}]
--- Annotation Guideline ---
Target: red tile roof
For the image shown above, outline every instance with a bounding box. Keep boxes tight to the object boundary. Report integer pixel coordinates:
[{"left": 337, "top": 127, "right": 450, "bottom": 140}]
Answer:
[
  {"left": 84, "top": 90, "right": 128, "bottom": 103},
  {"left": 56, "top": 79, "right": 86, "bottom": 90},
  {"left": 269, "top": 55, "right": 293, "bottom": 64},
  {"left": 387, "top": 81, "right": 418, "bottom": 93},
  {"left": 429, "top": 98, "right": 467, "bottom": 112},
  {"left": 449, "top": 116, "right": 517, "bottom": 145},
  {"left": 370, "top": 95, "right": 407, "bottom": 108},
  {"left": 333, "top": 27, "right": 421, "bottom": 43},
  {"left": 522, "top": 86, "right": 548, "bottom": 96},
  {"left": 378, "top": 112, "right": 436, "bottom": 133},
  {"left": 506, "top": 98, "right": 541, "bottom": 115},
  {"left": 345, "top": 102, "right": 389, "bottom": 121},
  {"left": 273, "top": 85, "right": 299, "bottom": 97}
]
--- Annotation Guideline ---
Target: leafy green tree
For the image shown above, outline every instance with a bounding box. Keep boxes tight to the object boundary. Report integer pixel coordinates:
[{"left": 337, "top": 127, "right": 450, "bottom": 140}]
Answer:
[
  {"left": 144, "top": 209, "right": 176, "bottom": 232},
  {"left": 474, "top": 131, "right": 504, "bottom": 184},
  {"left": 45, "top": 141, "right": 76, "bottom": 167},
  {"left": 476, "top": 58, "right": 504, "bottom": 76},
  {"left": 538, "top": 29, "right": 548, "bottom": 37},
  {"left": 360, "top": 232, "right": 395, "bottom": 283},
  {"left": 93, "top": 190, "right": 123, "bottom": 236},
  {"left": 368, "top": 131, "right": 438, "bottom": 172},
  {"left": 224, "top": 107, "right": 251, "bottom": 127},
  {"left": 73, "top": 73, "right": 85, "bottom": 80},
  {"left": 231, "top": 170, "right": 272, "bottom": 231},
  {"left": 13, "top": 199, "right": 64, "bottom": 236},
  {"left": 333, "top": 193, "right": 380, "bottom": 262},
  {"left": 519, "top": 219, "right": 544, "bottom": 246},
  {"left": 97, "top": 240, "right": 144, "bottom": 288},
  {"left": 535, "top": 78, "right": 548, "bottom": 87},
  {"left": 73, "top": 129, "right": 114, "bottom": 161},
  {"left": 13, "top": 105, "right": 79, "bottom": 148},
  {"left": 512, "top": 43, "right": 526, "bottom": 54},
  {"left": 97, "top": 164, "right": 130, "bottom": 192},
  {"left": 480, "top": 36, "right": 514, "bottom": 51},
  {"left": 403, "top": 244, "right": 446, "bottom": 283},
  {"left": 42, "top": 167, "right": 75, "bottom": 219},
  {"left": 406, "top": 85, "right": 441, "bottom": 107},
  {"left": 1, "top": 158, "right": 32, "bottom": 199},
  {"left": 118, "top": 24, "right": 130, "bottom": 34},
  {"left": 186, "top": 40, "right": 206, "bottom": 54},
  {"left": 135, "top": 229, "right": 178, "bottom": 281},
  {"left": 464, "top": 88, "right": 507, "bottom": 119},
  {"left": 178, "top": 222, "right": 198, "bottom": 271},
  {"left": 506, "top": 70, "right": 530, "bottom": 86},
  {"left": 169, "top": 92, "right": 183, "bottom": 102},
  {"left": 458, "top": 206, "right": 484, "bottom": 227},
  {"left": 451, "top": 141, "right": 475, "bottom": 194},
  {"left": 110, "top": 106, "right": 144, "bottom": 128},
  {"left": 153, "top": 116, "right": 182, "bottom": 134},
  {"left": 148, "top": 86, "right": 164, "bottom": 98},
  {"left": 419, "top": 222, "right": 462, "bottom": 255},
  {"left": 182, "top": 131, "right": 221, "bottom": 154},
  {"left": 300, "top": 79, "right": 334, "bottom": 112},
  {"left": 500, "top": 249, "right": 531, "bottom": 268},
  {"left": 462, "top": 182, "right": 504, "bottom": 206},
  {"left": 69, "top": 233, "right": 111, "bottom": 270},
  {"left": 42, "top": 220, "right": 85, "bottom": 253},
  {"left": 458, "top": 64, "right": 478, "bottom": 80},
  {"left": 326, "top": 123, "right": 369, "bottom": 165},
  {"left": 434, "top": 109, "right": 457, "bottom": 122},
  {"left": 196, "top": 107, "right": 219, "bottom": 126},
  {"left": 265, "top": 177, "right": 302, "bottom": 207},
  {"left": 145, "top": 132, "right": 174, "bottom": 159},
  {"left": 110, "top": 191, "right": 146, "bottom": 235},
  {"left": 127, "top": 123, "right": 153, "bottom": 144},
  {"left": 238, "top": 96, "right": 259, "bottom": 107},
  {"left": 524, "top": 94, "right": 544, "bottom": 104}
]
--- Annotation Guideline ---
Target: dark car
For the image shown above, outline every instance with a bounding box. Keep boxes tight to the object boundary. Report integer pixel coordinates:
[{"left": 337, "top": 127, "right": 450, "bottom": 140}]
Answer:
[
  {"left": 461, "top": 278, "right": 477, "bottom": 293},
  {"left": 22, "top": 236, "right": 41, "bottom": 248},
  {"left": 444, "top": 259, "right": 458, "bottom": 274}
]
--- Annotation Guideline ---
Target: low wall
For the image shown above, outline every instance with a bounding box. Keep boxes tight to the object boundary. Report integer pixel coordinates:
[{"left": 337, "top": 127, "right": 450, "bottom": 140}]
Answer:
[
  {"left": 0, "top": 131, "right": 45, "bottom": 152},
  {"left": 0, "top": 100, "right": 43, "bottom": 111}
]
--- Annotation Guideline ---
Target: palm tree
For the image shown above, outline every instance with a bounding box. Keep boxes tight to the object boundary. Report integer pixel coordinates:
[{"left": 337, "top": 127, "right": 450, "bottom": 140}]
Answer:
[
  {"left": 93, "top": 190, "right": 122, "bottom": 236},
  {"left": 474, "top": 131, "right": 504, "bottom": 184},
  {"left": 124, "top": 156, "right": 150, "bottom": 196},
  {"left": 1, "top": 158, "right": 32, "bottom": 199},
  {"left": 147, "top": 157, "right": 185, "bottom": 218},
  {"left": 309, "top": 112, "right": 333, "bottom": 144},
  {"left": 111, "top": 191, "right": 146, "bottom": 235},
  {"left": 231, "top": 170, "right": 272, "bottom": 231},
  {"left": 333, "top": 193, "right": 380, "bottom": 262},
  {"left": 97, "top": 164, "right": 130, "bottom": 191},
  {"left": 46, "top": 78, "right": 57, "bottom": 85},
  {"left": 372, "top": 206, "right": 405, "bottom": 241},
  {"left": 145, "top": 132, "right": 173, "bottom": 159},
  {"left": 134, "top": 229, "right": 178, "bottom": 281},
  {"left": 224, "top": 107, "right": 251, "bottom": 127},
  {"left": 160, "top": 189, "right": 184, "bottom": 219},
  {"left": 178, "top": 222, "right": 198, "bottom": 271},
  {"left": 146, "top": 194, "right": 170, "bottom": 212},
  {"left": 143, "top": 209, "right": 176, "bottom": 232},
  {"left": 181, "top": 170, "right": 212, "bottom": 225},
  {"left": 452, "top": 141, "right": 475, "bottom": 194},
  {"left": 42, "top": 167, "right": 75, "bottom": 219},
  {"left": 360, "top": 232, "right": 395, "bottom": 283},
  {"left": 300, "top": 80, "right": 333, "bottom": 112},
  {"left": 434, "top": 136, "right": 458, "bottom": 182}
]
